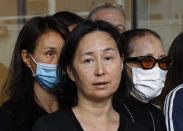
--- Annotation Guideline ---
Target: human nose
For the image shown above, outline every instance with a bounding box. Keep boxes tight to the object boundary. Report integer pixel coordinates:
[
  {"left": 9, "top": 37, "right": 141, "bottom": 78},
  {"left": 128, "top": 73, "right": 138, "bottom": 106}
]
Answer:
[{"left": 95, "top": 61, "right": 105, "bottom": 76}]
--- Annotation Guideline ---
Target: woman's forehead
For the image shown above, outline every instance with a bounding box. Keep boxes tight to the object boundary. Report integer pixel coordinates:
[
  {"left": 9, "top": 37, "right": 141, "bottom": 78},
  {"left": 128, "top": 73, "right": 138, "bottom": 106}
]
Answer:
[{"left": 77, "top": 31, "right": 117, "bottom": 51}]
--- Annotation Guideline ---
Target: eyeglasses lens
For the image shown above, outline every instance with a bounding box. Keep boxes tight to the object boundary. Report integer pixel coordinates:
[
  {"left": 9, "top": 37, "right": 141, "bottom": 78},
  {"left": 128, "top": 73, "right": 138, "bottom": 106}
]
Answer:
[
  {"left": 142, "top": 57, "right": 155, "bottom": 69},
  {"left": 159, "top": 57, "right": 169, "bottom": 70}
]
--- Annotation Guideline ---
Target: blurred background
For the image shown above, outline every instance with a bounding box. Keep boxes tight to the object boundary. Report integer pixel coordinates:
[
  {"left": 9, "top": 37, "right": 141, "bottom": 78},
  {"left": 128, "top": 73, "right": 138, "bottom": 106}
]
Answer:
[{"left": 0, "top": 0, "right": 183, "bottom": 88}]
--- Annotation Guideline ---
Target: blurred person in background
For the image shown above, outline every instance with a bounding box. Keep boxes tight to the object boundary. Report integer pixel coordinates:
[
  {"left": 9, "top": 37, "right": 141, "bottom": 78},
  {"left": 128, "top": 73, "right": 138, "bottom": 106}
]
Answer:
[{"left": 88, "top": 4, "right": 126, "bottom": 33}]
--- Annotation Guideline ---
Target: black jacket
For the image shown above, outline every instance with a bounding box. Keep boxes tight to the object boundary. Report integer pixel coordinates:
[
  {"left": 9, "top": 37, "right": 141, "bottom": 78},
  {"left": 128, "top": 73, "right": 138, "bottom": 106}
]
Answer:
[{"left": 120, "top": 95, "right": 167, "bottom": 131}]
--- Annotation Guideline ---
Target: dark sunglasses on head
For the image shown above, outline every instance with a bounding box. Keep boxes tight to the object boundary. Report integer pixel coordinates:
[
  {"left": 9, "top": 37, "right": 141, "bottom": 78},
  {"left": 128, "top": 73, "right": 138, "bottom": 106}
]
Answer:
[{"left": 126, "top": 56, "right": 172, "bottom": 70}]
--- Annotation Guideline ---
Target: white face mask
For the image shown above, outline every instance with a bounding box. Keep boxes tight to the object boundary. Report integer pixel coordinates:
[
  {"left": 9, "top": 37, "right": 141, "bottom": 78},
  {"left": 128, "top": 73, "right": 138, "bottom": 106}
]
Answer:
[{"left": 128, "top": 65, "right": 167, "bottom": 103}]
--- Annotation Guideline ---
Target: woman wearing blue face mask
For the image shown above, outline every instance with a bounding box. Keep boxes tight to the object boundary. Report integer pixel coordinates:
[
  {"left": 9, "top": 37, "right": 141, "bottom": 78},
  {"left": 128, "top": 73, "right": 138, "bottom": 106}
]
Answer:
[
  {"left": 119, "top": 29, "right": 172, "bottom": 131},
  {"left": 0, "top": 16, "right": 69, "bottom": 131}
]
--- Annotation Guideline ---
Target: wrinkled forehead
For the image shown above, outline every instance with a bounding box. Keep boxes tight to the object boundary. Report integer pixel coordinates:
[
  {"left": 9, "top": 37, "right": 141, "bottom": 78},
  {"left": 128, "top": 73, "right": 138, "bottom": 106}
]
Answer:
[{"left": 129, "top": 34, "right": 165, "bottom": 58}]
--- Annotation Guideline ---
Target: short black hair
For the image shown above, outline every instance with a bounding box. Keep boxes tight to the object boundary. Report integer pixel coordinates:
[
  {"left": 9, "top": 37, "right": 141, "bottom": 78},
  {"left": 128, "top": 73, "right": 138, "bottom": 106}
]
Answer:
[{"left": 53, "top": 11, "right": 84, "bottom": 27}]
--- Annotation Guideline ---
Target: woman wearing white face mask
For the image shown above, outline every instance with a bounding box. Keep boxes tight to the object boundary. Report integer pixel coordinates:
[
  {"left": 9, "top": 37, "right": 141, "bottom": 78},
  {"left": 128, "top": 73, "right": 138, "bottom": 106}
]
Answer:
[
  {"left": 0, "top": 16, "right": 69, "bottom": 131},
  {"left": 120, "top": 29, "right": 172, "bottom": 131}
]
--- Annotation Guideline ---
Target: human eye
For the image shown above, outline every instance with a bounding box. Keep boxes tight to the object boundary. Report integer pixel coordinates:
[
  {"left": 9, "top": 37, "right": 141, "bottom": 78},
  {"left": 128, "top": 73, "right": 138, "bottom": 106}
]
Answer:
[
  {"left": 105, "top": 56, "right": 114, "bottom": 61},
  {"left": 47, "top": 51, "right": 53, "bottom": 56},
  {"left": 44, "top": 50, "right": 55, "bottom": 57},
  {"left": 83, "top": 58, "right": 93, "bottom": 64}
]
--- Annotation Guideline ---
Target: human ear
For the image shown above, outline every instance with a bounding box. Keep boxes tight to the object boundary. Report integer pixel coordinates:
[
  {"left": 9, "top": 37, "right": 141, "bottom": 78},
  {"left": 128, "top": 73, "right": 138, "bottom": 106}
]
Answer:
[
  {"left": 67, "top": 66, "right": 76, "bottom": 82},
  {"left": 21, "top": 50, "right": 32, "bottom": 68}
]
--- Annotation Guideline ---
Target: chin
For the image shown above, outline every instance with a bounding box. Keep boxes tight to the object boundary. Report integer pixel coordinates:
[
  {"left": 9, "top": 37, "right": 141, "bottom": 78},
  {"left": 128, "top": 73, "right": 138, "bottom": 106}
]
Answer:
[{"left": 90, "top": 92, "right": 113, "bottom": 102}]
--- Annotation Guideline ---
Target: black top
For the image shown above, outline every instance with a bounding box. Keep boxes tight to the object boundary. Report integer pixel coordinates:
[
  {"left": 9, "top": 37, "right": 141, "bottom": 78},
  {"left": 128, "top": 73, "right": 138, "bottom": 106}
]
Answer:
[
  {"left": 32, "top": 108, "right": 149, "bottom": 131},
  {"left": 119, "top": 95, "right": 167, "bottom": 131},
  {"left": 0, "top": 97, "right": 49, "bottom": 131}
]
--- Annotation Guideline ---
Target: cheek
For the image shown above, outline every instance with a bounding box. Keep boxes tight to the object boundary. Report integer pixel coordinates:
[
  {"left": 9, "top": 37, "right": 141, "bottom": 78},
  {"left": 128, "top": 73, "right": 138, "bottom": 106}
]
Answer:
[
  {"left": 108, "top": 60, "right": 123, "bottom": 73},
  {"left": 108, "top": 63, "right": 123, "bottom": 86},
  {"left": 73, "top": 67, "right": 93, "bottom": 88}
]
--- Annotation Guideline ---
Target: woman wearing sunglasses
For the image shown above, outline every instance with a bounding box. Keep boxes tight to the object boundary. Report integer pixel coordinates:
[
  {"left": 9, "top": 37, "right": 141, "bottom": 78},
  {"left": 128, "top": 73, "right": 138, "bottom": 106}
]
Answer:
[{"left": 120, "top": 29, "right": 171, "bottom": 131}]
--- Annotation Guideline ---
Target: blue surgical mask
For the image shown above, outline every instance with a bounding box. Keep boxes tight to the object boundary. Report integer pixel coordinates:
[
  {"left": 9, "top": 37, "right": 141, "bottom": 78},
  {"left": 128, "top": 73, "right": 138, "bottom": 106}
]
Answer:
[{"left": 29, "top": 54, "right": 59, "bottom": 89}]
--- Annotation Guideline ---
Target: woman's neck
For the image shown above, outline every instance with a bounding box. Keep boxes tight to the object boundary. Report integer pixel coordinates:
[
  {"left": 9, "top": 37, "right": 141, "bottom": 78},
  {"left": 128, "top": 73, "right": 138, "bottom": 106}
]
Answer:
[
  {"left": 33, "top": 81, "right": 59, "bottom": 113},
  {"left": 73, "top": 96, "right": 119, "bottom": 131},
  {"left": 74, "top": 97, "right": 114, "bottom": 116}
]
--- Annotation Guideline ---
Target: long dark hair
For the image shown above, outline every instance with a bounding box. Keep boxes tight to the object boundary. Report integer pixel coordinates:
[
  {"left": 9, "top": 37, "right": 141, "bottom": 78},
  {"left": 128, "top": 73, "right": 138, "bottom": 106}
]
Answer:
[
  {"left": 161, "top": 33, "right": 183, "bottom": 105},
  {"left": 1, "top": 16, "right": 69, "bottom": 105},
  {"left": 54, "top": 20, "right": 129, "bottom": 109}
]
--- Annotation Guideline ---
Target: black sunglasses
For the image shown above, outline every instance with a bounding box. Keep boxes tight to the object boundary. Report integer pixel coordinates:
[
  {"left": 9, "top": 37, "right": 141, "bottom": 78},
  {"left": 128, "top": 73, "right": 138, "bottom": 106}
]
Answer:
[{"left": 126, "top": 56, "right": 172, "bottom": 70}]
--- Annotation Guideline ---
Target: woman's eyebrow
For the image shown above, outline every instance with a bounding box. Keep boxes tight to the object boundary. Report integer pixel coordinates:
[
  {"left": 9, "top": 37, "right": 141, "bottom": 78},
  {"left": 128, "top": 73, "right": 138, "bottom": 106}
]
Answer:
[
  {"left": 81, "top": 47, "right": 116, "bottom": 57},
  {"left": 43, "top": 47, "right": 57, "bottom": 50},
  {"left": 103, "top": 47, "right": 115, "bottom": 52},
  {"left": 81, "top": 51, "right": 94, "bottom": 57}
]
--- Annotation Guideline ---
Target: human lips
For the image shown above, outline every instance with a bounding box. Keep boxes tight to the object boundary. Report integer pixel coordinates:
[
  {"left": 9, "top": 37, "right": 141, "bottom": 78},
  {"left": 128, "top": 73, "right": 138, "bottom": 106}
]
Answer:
[{"left": 93, "top": 81, "right": 109, "bottom": 89}]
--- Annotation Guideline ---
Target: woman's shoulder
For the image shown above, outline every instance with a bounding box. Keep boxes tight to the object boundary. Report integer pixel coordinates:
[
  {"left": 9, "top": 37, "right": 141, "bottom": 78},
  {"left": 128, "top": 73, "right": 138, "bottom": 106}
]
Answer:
[
  {"left": 0, "top": 99, "right": 29, "bottom": 118},
  {"left": 164, "top": 84, "right": 183, "bottom": 115},
  {"left": 0, "top": 99, "right": 17, "bottom": 118},
  {"left": 118, "top": 113, "right": 149, "bottom": 131},
  {"left": 0, "top": 108, "right": 13, "bottom": 131},
  {"left": 0, "top": 99, "right": 21, "bottom": 131},
  {"left": 164, "top": 84, "right": 183, "bottom": 114},
  {"left": 1, "top": 99, "right": 14, "bottom": 108},
  {"left": 163, "top": 84, "right": 183, "bottom": 131},
  {"left": 165, "top": 84, "right": 183, "bottom": 104},
  {"left": 36, "top": 109, "right": 68, "bottom": 122},
  {"left": 32, "top": 109, "right": 77, "bottom": 131},
  {"left": 0, "top": 98, "right": 49, "bottom": 131}
]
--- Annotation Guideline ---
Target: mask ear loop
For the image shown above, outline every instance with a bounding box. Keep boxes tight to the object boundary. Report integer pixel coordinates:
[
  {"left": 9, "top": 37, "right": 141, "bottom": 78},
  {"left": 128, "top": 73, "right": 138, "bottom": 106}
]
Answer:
[
  {"left": 125, "top": 63, "right": 133, "bottom": 69},
  {"left": 29, "top": 53, "right": 37, "bottom": 76}
]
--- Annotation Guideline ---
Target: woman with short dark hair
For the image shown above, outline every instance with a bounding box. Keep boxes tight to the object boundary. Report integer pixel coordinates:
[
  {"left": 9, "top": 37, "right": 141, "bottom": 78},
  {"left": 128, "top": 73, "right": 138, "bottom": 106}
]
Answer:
[{"left": 120, "top": 29, "right": 170, "bottom": 131}]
